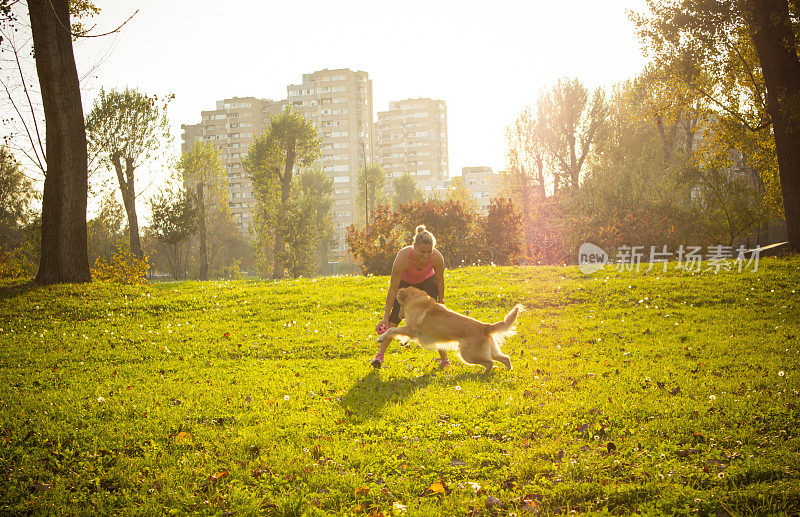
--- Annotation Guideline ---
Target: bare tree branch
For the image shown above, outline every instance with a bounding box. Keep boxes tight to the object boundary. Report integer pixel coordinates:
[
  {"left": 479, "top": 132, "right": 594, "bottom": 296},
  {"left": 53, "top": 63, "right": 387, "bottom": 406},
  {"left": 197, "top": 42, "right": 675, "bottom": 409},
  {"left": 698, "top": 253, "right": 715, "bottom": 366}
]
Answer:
[{"left": 44, "top": 0, "right": 138, "bottom": 39}]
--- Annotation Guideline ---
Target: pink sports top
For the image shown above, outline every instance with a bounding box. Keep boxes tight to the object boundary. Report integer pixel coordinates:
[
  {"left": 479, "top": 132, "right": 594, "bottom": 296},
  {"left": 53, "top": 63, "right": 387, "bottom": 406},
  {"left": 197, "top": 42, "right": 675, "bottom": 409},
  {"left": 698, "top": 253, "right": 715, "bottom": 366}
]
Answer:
[{"left": 400, "top": 245, "right": 435, "bottom": 284}]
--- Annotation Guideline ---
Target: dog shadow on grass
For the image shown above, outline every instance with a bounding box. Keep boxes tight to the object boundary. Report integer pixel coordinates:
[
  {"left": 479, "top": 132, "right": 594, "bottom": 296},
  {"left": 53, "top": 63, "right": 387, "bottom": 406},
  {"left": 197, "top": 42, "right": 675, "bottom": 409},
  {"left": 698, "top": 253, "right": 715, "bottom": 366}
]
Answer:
[{"left": 339, "top": 367, "right": 492, "bottom": 421}]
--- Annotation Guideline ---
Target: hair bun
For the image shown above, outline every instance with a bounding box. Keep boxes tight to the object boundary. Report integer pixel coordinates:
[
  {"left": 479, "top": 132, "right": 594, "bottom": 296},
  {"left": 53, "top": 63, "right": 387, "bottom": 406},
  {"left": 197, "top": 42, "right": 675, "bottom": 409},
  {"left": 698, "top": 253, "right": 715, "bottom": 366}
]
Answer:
[{"left": 416, "top": 225, "right": 426, "bottom": 234}]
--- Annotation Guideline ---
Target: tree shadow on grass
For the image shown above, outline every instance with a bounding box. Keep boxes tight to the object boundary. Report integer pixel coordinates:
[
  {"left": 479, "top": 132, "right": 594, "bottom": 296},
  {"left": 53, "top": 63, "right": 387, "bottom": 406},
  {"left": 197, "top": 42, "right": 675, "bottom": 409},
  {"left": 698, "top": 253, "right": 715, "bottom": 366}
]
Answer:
[
  {"left": 0, "top": 280, "right": 39, "bottom": 302},
  {"left": 339, "top": 367, "right": 494, "bottom": 422}
]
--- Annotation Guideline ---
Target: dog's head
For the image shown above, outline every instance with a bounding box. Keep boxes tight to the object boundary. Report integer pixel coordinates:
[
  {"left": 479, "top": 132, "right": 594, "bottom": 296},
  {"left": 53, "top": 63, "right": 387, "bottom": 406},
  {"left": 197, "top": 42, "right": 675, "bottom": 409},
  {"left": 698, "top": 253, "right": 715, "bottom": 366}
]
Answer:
[{"left": 396, "top": 286, "right": 429, "bottom": 306}]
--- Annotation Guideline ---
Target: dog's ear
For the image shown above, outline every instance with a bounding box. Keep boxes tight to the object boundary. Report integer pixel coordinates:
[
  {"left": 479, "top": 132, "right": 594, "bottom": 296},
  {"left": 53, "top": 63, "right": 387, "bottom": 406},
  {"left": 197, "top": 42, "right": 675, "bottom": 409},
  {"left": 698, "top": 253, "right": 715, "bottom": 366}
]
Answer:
[{"left": 396, "top": 288, "right": 408, "bottom": 304}]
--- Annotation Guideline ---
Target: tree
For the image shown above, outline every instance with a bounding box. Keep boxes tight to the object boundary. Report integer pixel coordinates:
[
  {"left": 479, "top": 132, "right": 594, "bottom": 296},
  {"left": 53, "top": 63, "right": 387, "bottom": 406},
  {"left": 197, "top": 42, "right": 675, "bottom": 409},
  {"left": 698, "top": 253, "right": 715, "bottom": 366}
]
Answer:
[
  {"left": 149, "top": 187, "right": 198, "bottom": 280},
  {"left": 246, "top": 106, "right": 319, "bottom": 279},
  {"left": 505, "top": 104, "right": 553, "bottom": 256},
  {"left": 345, "top": 205, "right": 405, "bottom": 275},
  {"left": 506, "top": 104, "right": 551, "bottom": 201},
  {"left": 87, "top": 191, "right": 126, "bottom": 261},
  {"left": 27, "top": 0, "right": 91, "bottom": 283},
  {"left": 392, "top": 174, "right": 424, "bottom": 207},
  {"left": 178, "top": 141, "right": 229, "bottom": 280},
  {"left": 445, "top": 176, "right": 479, "bottom": 211},
  {"left": 480, "top": 198, "right": 522, "bottom": 265},
  {"left": 85, "top": 87, "right": 171, "bottom": 260},
  {"left": 633, "top": 0, "right": 800, "bottom": 251},
  {"left": 0, "top": 146, "right": 37, "bottom": 249},
  {"left": 299, "top": 167, "right": 336, "bottom": 274},
  {"left": 539, "top": 78, "right": 606, "bottom": 190},
  {"left": 357, "top": 163, "right": 389, "bottom": 223}
]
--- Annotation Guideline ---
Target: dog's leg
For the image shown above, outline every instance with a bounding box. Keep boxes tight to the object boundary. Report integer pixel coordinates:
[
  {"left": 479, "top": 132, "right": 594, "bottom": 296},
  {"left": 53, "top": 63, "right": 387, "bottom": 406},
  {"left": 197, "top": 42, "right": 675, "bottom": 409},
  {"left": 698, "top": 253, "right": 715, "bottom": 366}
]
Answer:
[
  {"left": 490, "top": 339, "right": 513, "bottom": 370},
  {"left": 377, "top": 325, "right": 417, "bottom": 343},
  {"left": 458, "top": 337, "right": 495, "bottom": 374},
  {"left": 494, "top": 354, "right": 512, "bottom": 370}
]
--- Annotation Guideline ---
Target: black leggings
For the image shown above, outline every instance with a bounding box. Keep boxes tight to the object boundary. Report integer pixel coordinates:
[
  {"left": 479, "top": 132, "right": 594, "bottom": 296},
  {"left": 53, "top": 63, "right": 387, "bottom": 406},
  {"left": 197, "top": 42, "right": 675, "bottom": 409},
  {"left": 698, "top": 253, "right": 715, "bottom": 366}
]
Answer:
[{"left": 388, "top": 275, "right": 438, "bottom": 325}]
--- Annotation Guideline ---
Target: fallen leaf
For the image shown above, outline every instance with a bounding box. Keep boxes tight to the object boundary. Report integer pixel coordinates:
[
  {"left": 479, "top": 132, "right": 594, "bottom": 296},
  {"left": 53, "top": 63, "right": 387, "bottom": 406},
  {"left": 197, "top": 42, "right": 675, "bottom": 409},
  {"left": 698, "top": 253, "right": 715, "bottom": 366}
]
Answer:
[
  {"left": 207, "top": 470, "right": 228, "bottom": 483},
  {"left": 355, "top": 486, "right": 370, "bottom": 496},
  {"left": 429, "top": 482, "right": 446, "bottom": 494},
  {"left": 174, "top": 431, "right": 193, "bottom": 442}
]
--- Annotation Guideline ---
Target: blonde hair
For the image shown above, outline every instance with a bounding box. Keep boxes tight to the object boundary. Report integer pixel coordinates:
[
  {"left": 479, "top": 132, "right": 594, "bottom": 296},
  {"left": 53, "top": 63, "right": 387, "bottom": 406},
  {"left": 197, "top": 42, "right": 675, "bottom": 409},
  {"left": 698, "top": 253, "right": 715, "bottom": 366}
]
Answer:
[{"left": 413, "top": 225, "right": 436, "bottom": 248}]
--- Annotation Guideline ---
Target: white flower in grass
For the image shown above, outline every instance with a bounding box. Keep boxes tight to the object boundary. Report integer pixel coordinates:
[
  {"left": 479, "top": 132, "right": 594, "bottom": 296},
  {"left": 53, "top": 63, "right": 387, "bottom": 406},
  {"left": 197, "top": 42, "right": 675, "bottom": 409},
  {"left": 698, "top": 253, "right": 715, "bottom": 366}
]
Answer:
[
  {"left": 284, "top": 395, "right": 290, "bottom": 400},
  {"left": 778, "top": 371, "right": 785, "bottom": 377},
  {"left": 97, "top": 397, "right": 105, "bottom": 404},
  {"left": 455, "top": 386, "right": 461, "bottom": 391},
  {"left": 709, "top": 395, "right": 716, "bottom": 401}
]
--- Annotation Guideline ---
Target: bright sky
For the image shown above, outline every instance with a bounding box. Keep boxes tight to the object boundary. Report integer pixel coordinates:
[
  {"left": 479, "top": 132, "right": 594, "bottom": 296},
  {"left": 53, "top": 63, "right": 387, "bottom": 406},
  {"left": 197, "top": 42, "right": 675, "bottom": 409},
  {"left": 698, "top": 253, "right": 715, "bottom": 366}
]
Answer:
[{"left": 73, "top": 0, "right": 650, "bottom": 182}]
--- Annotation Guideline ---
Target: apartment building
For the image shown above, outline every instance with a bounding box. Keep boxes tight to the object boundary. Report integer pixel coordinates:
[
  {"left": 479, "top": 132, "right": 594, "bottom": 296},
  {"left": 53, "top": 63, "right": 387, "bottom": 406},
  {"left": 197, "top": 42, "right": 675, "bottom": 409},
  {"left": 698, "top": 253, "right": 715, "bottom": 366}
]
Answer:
[
  {"left": 461, "top": 166, "right": 507, "bottom": 211},
  {"left": 377, "top": 98, "right": 449, "bottom": 197},
  {"left": 181, "top": 97, "right": 286, "bottom": 233},
  {"left": 286, "top": 69, "right": 375, "bottom": 249}
]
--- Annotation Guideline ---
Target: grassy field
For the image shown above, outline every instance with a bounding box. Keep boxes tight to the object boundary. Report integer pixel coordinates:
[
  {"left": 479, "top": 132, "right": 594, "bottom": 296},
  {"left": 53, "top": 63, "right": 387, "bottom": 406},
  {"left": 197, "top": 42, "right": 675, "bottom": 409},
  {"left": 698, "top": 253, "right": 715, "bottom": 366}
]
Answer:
[{"left": 0, "top": 256, "right": 799, "bottom": 516}]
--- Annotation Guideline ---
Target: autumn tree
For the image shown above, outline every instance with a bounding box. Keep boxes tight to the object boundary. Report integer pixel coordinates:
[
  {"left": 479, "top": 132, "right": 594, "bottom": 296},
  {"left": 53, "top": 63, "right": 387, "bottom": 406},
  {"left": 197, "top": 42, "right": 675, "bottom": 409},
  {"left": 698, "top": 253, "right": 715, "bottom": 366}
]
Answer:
[
  {"left": 177, "top": 141, "right": 230, "bottom": 280},
  {"left": 0, "top": 146, "right": 37, "bottom": 249},
  {"left": 480, "top": 197, "right": 522, "bottom": 265},
  {"left": 633, "top": 0, "right": 800, "bottom": 251},
  {"left": 85, "top": 87, "right": 171, "bottom": 260},
  {"left": 246, "top": 106, "right": 319, "bottom": 279},
  {"left": 445, "top": 176, "right": 479, "bottom": 212}
]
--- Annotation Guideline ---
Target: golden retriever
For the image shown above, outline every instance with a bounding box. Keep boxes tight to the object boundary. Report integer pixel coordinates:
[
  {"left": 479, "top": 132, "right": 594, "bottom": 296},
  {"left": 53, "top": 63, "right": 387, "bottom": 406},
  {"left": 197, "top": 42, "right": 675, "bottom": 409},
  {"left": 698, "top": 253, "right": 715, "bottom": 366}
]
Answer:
[{"left": 376, "top": 286, "right": 523, "bottom": 373}]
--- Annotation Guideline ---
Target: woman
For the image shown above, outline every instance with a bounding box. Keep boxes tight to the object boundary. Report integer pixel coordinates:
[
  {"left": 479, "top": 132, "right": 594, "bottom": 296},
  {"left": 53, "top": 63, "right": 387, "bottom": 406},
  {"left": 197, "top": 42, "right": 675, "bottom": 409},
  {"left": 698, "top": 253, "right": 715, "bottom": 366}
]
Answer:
[{"left": 372, "top": 225, "right": 450, "bottom": 369}]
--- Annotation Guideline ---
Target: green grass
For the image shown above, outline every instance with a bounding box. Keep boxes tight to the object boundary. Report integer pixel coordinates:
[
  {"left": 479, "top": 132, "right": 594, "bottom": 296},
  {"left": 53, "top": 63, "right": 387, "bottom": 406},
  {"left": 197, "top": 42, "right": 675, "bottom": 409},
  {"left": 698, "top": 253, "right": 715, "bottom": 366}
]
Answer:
[{"left": 1, "top": 257, "right": 799, "bottom": 515}]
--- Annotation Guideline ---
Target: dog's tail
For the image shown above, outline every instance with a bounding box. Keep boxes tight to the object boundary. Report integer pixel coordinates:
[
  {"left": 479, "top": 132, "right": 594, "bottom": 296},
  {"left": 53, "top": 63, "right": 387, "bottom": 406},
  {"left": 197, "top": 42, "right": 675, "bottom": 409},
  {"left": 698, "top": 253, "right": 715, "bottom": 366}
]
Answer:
[{"left": 487, "top": 304, "right": 524, "bottom": 346}]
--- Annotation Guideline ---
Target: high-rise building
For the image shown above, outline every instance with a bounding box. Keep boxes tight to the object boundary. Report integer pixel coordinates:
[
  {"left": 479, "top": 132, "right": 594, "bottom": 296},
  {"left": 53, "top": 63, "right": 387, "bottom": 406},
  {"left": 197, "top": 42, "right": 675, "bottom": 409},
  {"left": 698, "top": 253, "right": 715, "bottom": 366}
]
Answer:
[
  {"left": 181, "top": 70, "right": 378, "bottom": 255},
  {"left": 181, "top": 97, "right": 286, "bottom": 234},
  {"left": 461, "top": 166, "right": 507, "bottom": 211},
  {"left": 377, "top": 98, "right": 449, "bottom": 197},
  {"left": 286, "top": 69, "right": 375, "bottom": 250}
]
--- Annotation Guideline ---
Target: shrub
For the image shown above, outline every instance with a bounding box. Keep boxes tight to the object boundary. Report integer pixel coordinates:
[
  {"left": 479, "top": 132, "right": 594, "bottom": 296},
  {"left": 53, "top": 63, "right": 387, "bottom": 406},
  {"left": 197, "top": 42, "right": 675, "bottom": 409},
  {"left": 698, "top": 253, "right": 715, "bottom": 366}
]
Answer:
[
  {"left": 92, "top": 247, "right": 150, "bottom": 284},
  {"left": 0, "top": 245, "right": 36, "bottom": 279},
  {"left": 345, "top": 205, "right": 405, "bottom": 275},
  {"left": 213, "top": 259, "right": 244, "bottom": 280},
  {"left": 479, "top": 197, "right": 523, "bottom": 265}
]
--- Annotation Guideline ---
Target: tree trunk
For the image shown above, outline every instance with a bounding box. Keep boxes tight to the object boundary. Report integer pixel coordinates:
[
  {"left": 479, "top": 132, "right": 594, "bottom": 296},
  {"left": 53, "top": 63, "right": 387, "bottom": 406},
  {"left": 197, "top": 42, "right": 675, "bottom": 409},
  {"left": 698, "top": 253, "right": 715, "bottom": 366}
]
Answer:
[
  {"left": 520, "top": 173, "right": 532, "bottom": 261},
  {"left": 30, "top": 0, "right": 90, "bottom": 284},
  {"left": 272, "top": 146, "right": 296, "bottom": 280},
  {"left": 112, "top": 156, "right": 143, "bottom": 259},
  {"left": 750, "top": 0, "right": 800, "bottom": 252},
  {"left": 535, "top": 155, "right": 546, "bottom": 201},
  {"left": 196, "top": 182, "right": 208, "bottom": 280},
  {"left": 320, "top": 239, "right": 329, "bottom": 275}
]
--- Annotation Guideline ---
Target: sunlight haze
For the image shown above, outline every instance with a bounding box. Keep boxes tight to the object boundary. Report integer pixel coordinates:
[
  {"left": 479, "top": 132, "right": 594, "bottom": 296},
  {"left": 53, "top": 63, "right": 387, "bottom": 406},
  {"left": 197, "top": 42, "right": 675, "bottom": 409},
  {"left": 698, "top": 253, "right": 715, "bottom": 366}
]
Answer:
[{"left": 74, "top": 0, "right": 649, "bottom": 181}]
